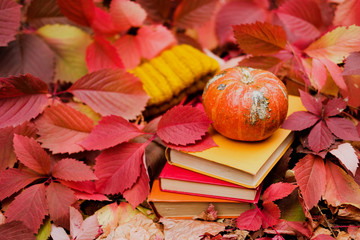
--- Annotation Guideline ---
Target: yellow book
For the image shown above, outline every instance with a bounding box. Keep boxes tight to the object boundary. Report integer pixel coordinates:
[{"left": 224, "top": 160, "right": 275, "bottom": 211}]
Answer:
[{"left": 167, "top": 95, "right": 305, "bottom": 189}]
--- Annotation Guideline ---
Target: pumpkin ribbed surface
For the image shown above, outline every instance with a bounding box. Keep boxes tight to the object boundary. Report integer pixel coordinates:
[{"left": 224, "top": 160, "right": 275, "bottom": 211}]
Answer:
[{"left": 202, "top": 66, "right": 288, "bottom": 141}]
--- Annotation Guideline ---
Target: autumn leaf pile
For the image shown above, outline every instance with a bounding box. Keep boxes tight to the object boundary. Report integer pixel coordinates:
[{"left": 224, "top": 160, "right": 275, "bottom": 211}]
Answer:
[{"left": 0, "top": 0, "right": 360, "bottom": 239}]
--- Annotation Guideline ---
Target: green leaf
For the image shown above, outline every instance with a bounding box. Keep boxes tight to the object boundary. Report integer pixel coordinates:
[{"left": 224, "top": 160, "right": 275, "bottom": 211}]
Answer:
[{"left": 36, "top": 218, "right": 51, "bottom": 240}]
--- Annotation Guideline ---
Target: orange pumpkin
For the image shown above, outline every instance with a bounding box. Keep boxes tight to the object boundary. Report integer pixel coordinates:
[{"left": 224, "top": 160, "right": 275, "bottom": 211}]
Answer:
[{"left": 202, "top": 66, "right": 288, "bottom": 141}]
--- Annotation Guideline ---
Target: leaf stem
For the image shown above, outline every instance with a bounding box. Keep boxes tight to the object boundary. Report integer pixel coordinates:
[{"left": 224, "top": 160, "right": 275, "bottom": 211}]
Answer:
[{"left": 316, "top": 205, "right": 336, "bottom": 237}]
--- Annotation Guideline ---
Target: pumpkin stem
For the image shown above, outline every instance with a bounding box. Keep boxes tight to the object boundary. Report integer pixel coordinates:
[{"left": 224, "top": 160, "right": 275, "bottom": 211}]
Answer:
[{"left": 240, "top": 67, "right": 255, "bottom": 84}]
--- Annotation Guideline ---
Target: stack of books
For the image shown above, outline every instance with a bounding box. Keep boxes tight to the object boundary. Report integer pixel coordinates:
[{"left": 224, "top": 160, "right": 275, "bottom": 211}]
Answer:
[{"left": 147, "top": 95, "right": 304, "bottom": 219}]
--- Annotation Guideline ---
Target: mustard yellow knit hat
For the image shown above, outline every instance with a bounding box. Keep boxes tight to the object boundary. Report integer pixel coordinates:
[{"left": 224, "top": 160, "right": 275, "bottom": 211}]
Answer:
[{"left": 131, "top": 44, "right": 220, "bottom": 118}]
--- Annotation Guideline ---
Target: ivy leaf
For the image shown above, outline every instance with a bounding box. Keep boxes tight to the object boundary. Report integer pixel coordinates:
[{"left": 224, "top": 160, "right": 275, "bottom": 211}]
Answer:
[
  {"left": 164, "top": 132, "right": 217, "bottom": 152},
  {"left": 80, "top": 115, "right": 144, "bottom": 151},
  {"left": 0, "top": 168, "right": 40, "bottom": 201},
  {"left": 236, "top": 208, "right": 262, "bottom": 231},
  {"left": 233, "top": 21, "right": 287, "bottom": 56},
  {"left": 69, "top": 207, "right": 100, "bottom": 240},
  {"left": 330, "top": 143, "right": 359, "bottom": 176},
  {"left": 59, "top": 180, "right": 96, "bottom": 194},
  {"left": 46, "top": 182, "right": 77, "bottom": 229},
  {"left": 323, "top": 160, "right": 360, "bottom": 207},
  {"left": 0, "top": 221, "right": 35, "bottom": 240},
  {"left": 37, "top": 24, "right": 92, "bottom": 83},
  {"left": 57, "top": 0, "right": 95, "bottom": 27},
  {"left": 157, "top": 105, "right": 212, "bottom": 146},
  {"left": 261, "top": 202, "right": 281, "bottom": 229},
  {"left": 299, "top": 90, "right": 322, "bottom": 116},
  {"left": 333, "top": 0, "right": 360, "bottom": 27},
  {"left": 173, "top": 0, "right": 218, "bottom": 29},
  {"left": 342, "top": 52, "right": 360, "bottom": 76},
  {"left": 0, "top": 0, "right": 21, "bottom": 46},
  {"left": 311, "top": 58, "right": 328, "bottom": 91},
  {"left": 238, "top": 56, "right": 282, "bottom": 73},
  {"left": 323, "top": 98, "right": 347, "bottom": 117},
  {"left": 50, "top": 224, "right": 70, "bottom": 240},
  {"left": 122, "top": 164, "right": 150, "bottom": 208},
  {"left": 304, "top": 25, "right": 360, "bottom": 64},
  {"left": 52, "top": 158, "right": 98, "bottom": 181},
  {"left": 35, "top": 103, "right": 94, "bottom": 154},
  {"left": 325, "top": 117, "right": 360, "bottom": 141},
  {"left": 281, "top": 111, "right": 319, "bottom": 131},
  {"left": 67, "top": 69, "right": 149, "bottom": 120},
  {"left": 0, "top": 34, "right": 55, "bottom": 84},
  {"left": 113, "top": 34, "right": 141, "bottom": 69},
  {"left": 5, "top": 184, "right": 48, "bottom": 233},
  {"left": 308, "top": 121, "right": 335, "bottom": 153},
  {"left": 94, "top": 142, "right": 148, "bottom": 194},
  {"left": 109, "top": 0, "right": 146, "bottom": 32},
  {"left": 86, "top": 36, "right": 124, "bottom": 73},
  {"left": 293, "top": 154, "right": 326, "bottom": 209},
  {"left": 343, "top": 75, "right": 360, "bottom": 108},
  {"left": 317, "top": 58, "right": 347, "bottom": 92},
  {"left": 91, "top": 7, "right": 118, "bottom": 36},
  {"left": 262, "top": 182, "right": 298, "bottom": 203}
]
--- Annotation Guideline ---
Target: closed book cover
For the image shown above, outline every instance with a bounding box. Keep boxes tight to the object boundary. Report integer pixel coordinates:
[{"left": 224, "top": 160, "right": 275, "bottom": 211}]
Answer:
[
  {"left": 159, "top": 162, "right": 260, "bottom": 202},
  {"left": 167, "top": 95, "right": 305, "bottom": 188},
  {"left": 148, "top": 179, "right": 253, "bottom": 219}
]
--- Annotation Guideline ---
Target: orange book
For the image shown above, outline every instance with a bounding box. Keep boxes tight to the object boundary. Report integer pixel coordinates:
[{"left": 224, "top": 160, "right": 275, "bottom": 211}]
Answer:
[
  {"left": 167, "top": 95, "right": 305, "bottom": 188},
  {"left": 148, "top": 179, "right": 253, "bottom": 219}
]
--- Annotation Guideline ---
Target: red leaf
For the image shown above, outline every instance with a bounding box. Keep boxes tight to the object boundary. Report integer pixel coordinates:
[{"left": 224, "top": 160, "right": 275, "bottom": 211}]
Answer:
[
  {"left": 80, "top": 115, "right": 144, "bottom": 150},
  {"left": 299, "top": 90, "right": 322, "bottom": 116},
  {"left": 94, "top": 142, "right": 147, "bottom": 194},
  {"left": 165, "top": 132, "right": 218, "bottom": 152},
  {"left": 68, "top": 69, "right": 149, "bottom": 120},
  {"left": 85, "top": 36, "right": 124, "bottom": 73},
  {"left": 333, "top": 0, "right": 360, "bottom": 27},
  {"left": 323, "top": 160, "right": 360, "bottom": 207},
  {"left": 236, "top": 208, "right": 262, "bottom": 231},
  {"left": 57, "top": 0, "right": 95, "bottom": 26},
  {"left": 136, "top": 0, "right": 172, "bottom": 23},
  {"left": 0, "top": 121, "right": 37, "bottom": 170},
  {"left": 173, "top": 0, "right": 218, "bottom": 29},
  {"left": 323, "top": 98, "right": 347, "bottom": 117},
  {"left": 91, "top": 7, "right": 118, "bottom": 36},
  {"left": 157, "top": 105, "right": 212, "bottom": 145},
  {"left": 109, "top": 0, "right": 146, "bottom": 32},
  {"left": 281, "top": 111, "right": 319, "bottom": 131},
  {"left": 5, "top": 184, "right": 48, "bottom": 233},
  {"left": 261, "top": 202, "right": 281, "bottom": 229},
  {"left": 318, "top": 58, "right": 347, "bottom": 92},
  {"left": 0, "top": 0, "right": 21, "bottom": 46},
  {"left": 311, "top": 58, "right": 327, "bottom": 91},
  {"left": 0, "top": 34, "right": 55, "bottom": 84},
  {"left": 308, "top": 121, "right": 335, "bottom": 153},
  {"left": 35, "top": 103, "right": 94, "bottom": 154},
  {"left": 0, "top": 168, "right": 40, "bottom": 201},
  {"left": 262, "top": 182, "right": 298, "bottom": 203},
  {"left": 330, "top": 143, "right": 359, "bottom": 176},
  {"left": 325, "top": 117, "right": 360, "bottom": 141},
  {"left": 215, "top": 0, "right": 271, "bottom": 44},
  {"left": 123, "top": 164, "right": 150, "bottom": 208},
  {"left": 46, "top": 182, "right": 77, "bottom": 229},
  {"left": 113, "top": 34, "right": 141, "bottom": 69},
  {"left": 343, "top": 75, "right": 360, "bottom": 108},
  {"left": 233, "top": 21, "right": 287, "bottom": 56},
  {"left": 0, "top": 221, "right": 35, "bottom": 240},
  {"left": 58, "top": 180, "right": 95, "bottom": 194},
  {"left": 293, "top": 154, "right": 326, "bottom": 209},
  {"left": 52, "top": 158, "right": 97, "bottom": 182},
  {"left": 13, "top": 135, "right": 51, "bottom": 175},
  {"left": 0, "top": 74, "right": 49, "bottom": 128},
  {"left": 73, "top": 191, "right": 109, "bottom": 201},
  {"left": 343, "top": 52, "right": 360, "bottom": 76}
]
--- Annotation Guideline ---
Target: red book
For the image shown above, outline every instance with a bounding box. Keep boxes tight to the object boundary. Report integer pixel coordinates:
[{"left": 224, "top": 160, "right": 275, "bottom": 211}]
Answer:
[{"left": 159, "top": 163, "right": 261, "bottom": 202}]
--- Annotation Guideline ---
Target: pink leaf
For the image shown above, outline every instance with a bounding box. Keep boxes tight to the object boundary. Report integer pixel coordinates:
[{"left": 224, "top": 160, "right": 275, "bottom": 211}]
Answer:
[
  {"left": 70, "top": 207, "right": 100, "bottom": 240},
  {"left": 299, "top": 90, "right": 322, "bottom": 116},
  {"left": 281, "top": 111, "right": 319, "bottom": 131},
  {"left": 91, "top": 7, "right": 118, "bottom": 36},
  {"left": 165, "top": 132, "right": 218, "bottom": 152},
  {"left": 308, "top": 121, "right": 335, "bottom": 152},
  {"left": 323, "top": 160, "right": 360, "bottom": 207},
  {"left": 94, "top": 142, "right": 147, "bottom": 194},
  {"left": 13, "top": 135, "right": 51, "bottom": 175},
  {"left": 110, "top": 0, "right": 146, "bottom": 32},
  {"left": 123, "top": 164, "right": 150, "bottom": 208},
  {"left": 0, "top": 74, "right": 49, "bottom": 128},
  {"left": 318, "top": 58, "right": 347, "bottom": 92},
  {"left": 236, "top": 208, "right": 262, "bottom": 231},
  {"left": 0, "top": 0, "right": 21, "bottom": 46},
  {"left": 215, "top": 0, "right": 270, "bottom": 44},
  {"left": 57, "top": 0, "right": 95, "bottom": 26},
  {"left": 86, "top": 36, "right": 124, "bottom": 72},
  {"left": 262, "top": 182, "right": 298, "bottom": 203},
  {"left": 343, "top": 75, "right": 360, "bottom": 108},
  {"left": 343, "top": 52, "right": 360, "bottom": 76},
  {"left": 52, "top": 158, "right": 98, "bottom": 181},
  {"left": 0, "top": 168, "right": 40, "bottom": 201},
  {"left": 0, "top": 34, "right": 55, "bottom": 84},
  {"left": 325, "top": 117, "right": 360, "bottom": 141},
  {"left": 333, "top": 0, "right": 360, "bottom": 27},
  {"left": 5, "top": 184, "right": 48, "bottom": 233},
  {"left": 0, "top": 221, "right": 35, "bottom": 240},
  {"left": 50, "top": 224, "right": 70, "bottom": 240},
  {"left": 330, "top": 143, "right": 359, "bottom": 176},
  {"left": 261, "top": 202, "right": 281, "bottom": 229},
  {"left": 173, "top": 0, "right": 218, "bottom": 29},
  {"left": 80, "top": 115, "right": 144, "bottom": 150},
  {"left": 323, "top": 98, "right": 347, "bottom": 117},
  {"left": 35, "top": 103, "right": 94, "bottom": 154},
  {"left": 293, "top": 154, "right": 326, "bottom": 209},
  {"left": 157, "top": 105, "right": 212, "bottom": 145},
  {"left": 114, "top": 34, "right": 141, "bottom": 69},
  {"left": 311, "top": 58, "right": 327, "bottom": 91},
  {"left": 46, "top": 182, "right": 77, "bottom": 229},
  {"left": 68, "top": 69, "right": 149, "bottom": 120},
  {"left": 73, "top": 191, "right": 109, "bottom": 201},
  {"left": 137, "top": 25, "right": 176, "bottom": 60}
]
